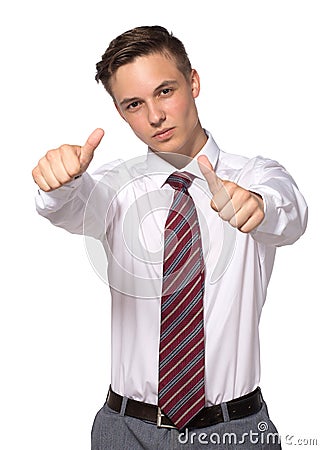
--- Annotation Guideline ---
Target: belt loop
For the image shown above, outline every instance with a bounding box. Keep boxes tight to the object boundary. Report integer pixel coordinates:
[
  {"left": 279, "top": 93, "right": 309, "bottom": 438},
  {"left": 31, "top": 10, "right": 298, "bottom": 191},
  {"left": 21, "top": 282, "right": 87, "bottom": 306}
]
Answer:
[
  {"left": 257, "top": 386, "right": 264, "bottom": 403},
  {"left": 120, "top": 395, "right": 128, "bottom": 417},
  {"left": 221, "top": 402, "right": 230, "bottom": 422}
]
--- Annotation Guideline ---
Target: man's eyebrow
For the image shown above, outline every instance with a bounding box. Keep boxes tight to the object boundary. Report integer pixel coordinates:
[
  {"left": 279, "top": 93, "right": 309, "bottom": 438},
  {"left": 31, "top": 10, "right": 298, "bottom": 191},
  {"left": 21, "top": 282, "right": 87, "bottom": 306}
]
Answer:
[
  {"left": 154, "top": 80, "right": 178, "bottom": 93},
  {"left": 120, "top": 96, "right": 140, "bottom": 107},
  {"left": 119, "top": 80, "right": 178, "bottom": 107}
]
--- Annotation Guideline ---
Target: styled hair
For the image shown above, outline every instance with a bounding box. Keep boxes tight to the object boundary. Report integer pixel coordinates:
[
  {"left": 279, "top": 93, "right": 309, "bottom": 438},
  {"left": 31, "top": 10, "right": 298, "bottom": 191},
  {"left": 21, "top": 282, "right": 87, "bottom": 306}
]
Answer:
[{"left": 95, "top": 25, "right": 192, "bottom": 96}]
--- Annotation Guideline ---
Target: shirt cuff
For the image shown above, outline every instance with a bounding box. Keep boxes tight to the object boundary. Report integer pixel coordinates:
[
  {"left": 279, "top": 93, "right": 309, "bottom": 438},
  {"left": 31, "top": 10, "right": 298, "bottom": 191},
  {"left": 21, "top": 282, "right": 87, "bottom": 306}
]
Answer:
[{"left": 35, "top": 175, "right": 84, "bottom": 210}]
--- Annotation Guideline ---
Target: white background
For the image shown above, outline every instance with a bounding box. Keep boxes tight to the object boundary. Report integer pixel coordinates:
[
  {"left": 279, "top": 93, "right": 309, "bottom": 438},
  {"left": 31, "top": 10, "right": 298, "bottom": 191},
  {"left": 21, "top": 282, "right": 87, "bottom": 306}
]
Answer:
[{"left": 1, "top": 0, "right": 320, "bottom": 448}]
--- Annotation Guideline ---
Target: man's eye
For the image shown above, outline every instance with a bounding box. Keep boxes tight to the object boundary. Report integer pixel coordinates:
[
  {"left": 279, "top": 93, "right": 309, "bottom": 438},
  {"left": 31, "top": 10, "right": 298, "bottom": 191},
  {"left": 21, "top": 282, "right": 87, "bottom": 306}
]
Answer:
[
  {"left": 127, "top": 101, "right": 140, "bottom": 110},
  {"left": 161, "top": 88, "right": 172, "bottom": 95}
]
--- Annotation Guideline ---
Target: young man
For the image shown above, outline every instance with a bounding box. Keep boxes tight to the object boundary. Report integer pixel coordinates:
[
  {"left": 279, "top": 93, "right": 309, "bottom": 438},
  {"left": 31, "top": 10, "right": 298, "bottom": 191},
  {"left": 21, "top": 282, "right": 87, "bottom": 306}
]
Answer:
[{"left": 32, "top": 26, "right": 307, "bottom": 449}]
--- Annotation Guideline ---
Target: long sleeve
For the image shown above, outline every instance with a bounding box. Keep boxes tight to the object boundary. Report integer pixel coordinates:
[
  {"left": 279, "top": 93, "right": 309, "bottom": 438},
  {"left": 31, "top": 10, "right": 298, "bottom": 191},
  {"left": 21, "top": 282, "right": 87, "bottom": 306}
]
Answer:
[
  {"left": 244, "top": 157, "right": 308, "bottom": 246},
  {"left": 35, "top": 160, "right": 122, "bottom": 240}
]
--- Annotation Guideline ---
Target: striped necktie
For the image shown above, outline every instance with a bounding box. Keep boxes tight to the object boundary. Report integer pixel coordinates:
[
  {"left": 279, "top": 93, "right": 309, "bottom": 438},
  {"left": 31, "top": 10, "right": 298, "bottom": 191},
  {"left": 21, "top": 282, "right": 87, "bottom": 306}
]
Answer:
[{"left": 158, "top": 171, "right": 206, "bottom": 430}]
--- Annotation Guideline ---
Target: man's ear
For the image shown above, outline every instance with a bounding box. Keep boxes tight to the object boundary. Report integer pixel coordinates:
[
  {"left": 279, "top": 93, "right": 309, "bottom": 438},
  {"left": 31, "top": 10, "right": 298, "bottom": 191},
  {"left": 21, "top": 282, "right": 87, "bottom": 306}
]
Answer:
[
  {"left": 190, "top": 69, "right": 201, "bottom": 99},
  {"left": 114, "top": 101, "right": 128, "bottom": 122}
]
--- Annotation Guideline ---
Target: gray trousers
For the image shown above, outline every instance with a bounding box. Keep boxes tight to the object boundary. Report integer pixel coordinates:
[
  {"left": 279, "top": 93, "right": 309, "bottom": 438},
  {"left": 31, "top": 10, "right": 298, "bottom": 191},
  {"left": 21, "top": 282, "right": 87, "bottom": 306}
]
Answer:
[{"left": 91, "top": 393, "right": 282, "bottom": 449}]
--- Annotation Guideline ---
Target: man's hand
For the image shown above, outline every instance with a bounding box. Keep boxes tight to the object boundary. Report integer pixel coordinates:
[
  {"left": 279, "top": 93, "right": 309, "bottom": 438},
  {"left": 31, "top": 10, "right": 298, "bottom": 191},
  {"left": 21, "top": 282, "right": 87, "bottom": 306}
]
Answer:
[
  {"left": 32, "top": 128, "right": 105, "bottom": 192},
  {"left": 198, "top": 155, "right": 265, "bottom": 233}
]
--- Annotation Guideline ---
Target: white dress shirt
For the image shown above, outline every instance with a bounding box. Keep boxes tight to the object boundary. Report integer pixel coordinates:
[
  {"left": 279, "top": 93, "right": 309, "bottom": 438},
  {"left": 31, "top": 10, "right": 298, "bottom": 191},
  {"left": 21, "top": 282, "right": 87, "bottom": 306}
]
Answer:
[{"left": 35, "top": 131, "right": 308, "bottom": 406}]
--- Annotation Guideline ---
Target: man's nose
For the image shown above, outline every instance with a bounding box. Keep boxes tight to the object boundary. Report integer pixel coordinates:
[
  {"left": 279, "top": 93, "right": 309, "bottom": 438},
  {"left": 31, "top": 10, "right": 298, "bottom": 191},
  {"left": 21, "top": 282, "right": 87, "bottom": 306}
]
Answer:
[{"left": 148, "top": 102, "right": 166, "bottom": 127}]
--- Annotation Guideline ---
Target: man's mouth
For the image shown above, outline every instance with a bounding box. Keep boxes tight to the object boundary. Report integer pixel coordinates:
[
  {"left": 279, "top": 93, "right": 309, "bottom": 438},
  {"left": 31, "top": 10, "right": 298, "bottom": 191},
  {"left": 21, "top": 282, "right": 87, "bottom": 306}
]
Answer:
[{"left": 153, "top": 127, "right": 175, "bottom": 141}]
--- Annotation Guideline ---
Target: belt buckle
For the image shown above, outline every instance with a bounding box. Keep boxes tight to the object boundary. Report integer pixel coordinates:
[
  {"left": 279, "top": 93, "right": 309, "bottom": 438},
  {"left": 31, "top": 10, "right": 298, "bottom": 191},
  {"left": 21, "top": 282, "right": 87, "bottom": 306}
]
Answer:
[{"left": 157, "top": 407, "right": 176, "bottom": 429}]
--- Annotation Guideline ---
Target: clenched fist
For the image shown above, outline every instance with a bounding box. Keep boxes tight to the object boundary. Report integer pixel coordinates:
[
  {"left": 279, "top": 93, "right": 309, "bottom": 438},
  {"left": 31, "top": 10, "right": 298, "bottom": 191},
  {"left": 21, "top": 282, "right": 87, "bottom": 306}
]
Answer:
[{"left": 32, "top": 128, "right": 104, "bottom": 192}]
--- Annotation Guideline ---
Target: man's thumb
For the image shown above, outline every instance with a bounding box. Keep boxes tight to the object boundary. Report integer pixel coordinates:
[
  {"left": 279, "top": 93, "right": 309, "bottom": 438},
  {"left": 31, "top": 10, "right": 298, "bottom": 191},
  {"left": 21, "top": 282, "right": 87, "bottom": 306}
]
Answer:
[
  {"left": 80, "top": 128, "right": 105, "bottom": 165},
  {"left": 197, "top": 155, "right": 223, "bottom": 195}
]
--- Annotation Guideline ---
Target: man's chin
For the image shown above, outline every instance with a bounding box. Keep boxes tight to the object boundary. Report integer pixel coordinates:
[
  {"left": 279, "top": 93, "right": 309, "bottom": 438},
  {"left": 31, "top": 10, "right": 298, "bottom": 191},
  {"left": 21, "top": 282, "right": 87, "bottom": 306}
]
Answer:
[{"left": 148, "top": 138, "right": 181, "bottom": 155}]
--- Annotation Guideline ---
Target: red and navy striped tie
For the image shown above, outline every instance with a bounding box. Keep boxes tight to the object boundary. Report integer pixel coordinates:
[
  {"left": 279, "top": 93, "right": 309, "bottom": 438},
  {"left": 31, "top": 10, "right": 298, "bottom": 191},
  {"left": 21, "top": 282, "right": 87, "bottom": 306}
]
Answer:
[{"left": 158, "top": 171, "right": 205, "bottom": 430}]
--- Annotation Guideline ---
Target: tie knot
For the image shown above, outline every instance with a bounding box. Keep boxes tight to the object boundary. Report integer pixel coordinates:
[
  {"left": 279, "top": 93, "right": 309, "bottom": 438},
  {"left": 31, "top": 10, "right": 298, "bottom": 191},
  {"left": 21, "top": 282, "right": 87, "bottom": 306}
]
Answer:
[{"left": 166, "top": 171, "right": 192, "bottom": 191}]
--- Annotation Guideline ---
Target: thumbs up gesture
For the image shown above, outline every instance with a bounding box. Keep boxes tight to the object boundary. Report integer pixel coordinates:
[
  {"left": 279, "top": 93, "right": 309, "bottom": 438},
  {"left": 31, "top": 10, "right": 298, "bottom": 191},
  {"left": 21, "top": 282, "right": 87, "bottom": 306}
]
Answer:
[
  {"left": 32, "top": 128, "right": 104, "bottom": 192},
  {"left": 197, "top": 155, "right": 265, "bottom": 233}
]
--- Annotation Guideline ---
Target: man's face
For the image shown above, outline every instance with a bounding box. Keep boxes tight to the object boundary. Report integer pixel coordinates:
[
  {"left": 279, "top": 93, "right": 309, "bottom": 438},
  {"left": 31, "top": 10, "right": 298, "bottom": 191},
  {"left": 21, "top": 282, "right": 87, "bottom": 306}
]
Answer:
[{"left": 110, "top": 53, "right": 205, "bottom": 158}]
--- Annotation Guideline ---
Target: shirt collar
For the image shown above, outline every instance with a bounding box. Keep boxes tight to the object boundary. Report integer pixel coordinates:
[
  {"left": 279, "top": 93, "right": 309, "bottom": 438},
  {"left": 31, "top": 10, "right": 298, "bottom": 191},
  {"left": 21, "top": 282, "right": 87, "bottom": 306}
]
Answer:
[{"left": 144, "top": 129, "right": 220, "bottom": 189}]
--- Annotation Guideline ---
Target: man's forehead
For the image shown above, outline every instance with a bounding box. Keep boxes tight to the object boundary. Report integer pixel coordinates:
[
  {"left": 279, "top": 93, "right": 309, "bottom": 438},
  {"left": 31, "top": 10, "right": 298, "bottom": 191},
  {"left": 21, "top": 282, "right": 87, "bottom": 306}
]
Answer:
[{"left": 110, "top": 53, "right": 183, "bottom": 99}]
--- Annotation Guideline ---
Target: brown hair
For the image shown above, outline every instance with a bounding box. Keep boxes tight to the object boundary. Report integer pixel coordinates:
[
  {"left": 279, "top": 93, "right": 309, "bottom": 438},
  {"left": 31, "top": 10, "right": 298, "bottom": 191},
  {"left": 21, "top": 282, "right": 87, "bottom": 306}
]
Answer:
[{"left": 95, "top": 25, "right": 192, "bottom": 96}]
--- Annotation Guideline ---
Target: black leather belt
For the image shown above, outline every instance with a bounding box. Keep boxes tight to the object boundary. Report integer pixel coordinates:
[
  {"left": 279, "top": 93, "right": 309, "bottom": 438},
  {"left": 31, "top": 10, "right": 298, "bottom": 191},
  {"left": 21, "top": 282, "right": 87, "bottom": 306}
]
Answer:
[{"left": 106, "top": 386, "right": 262, "bottom": 429}]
